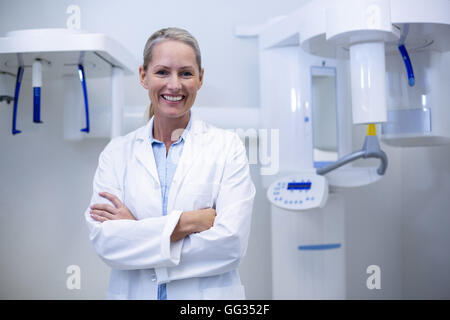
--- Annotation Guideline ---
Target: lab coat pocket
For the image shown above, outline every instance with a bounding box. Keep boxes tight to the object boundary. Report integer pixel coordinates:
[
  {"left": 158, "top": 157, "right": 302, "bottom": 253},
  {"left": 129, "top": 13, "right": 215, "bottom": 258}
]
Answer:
[
  {"left": 201, "top": 284, "right": 246, "bottom": 300},
  {"left": 180, "top": 183, "right": 218, "bottom": 211}
]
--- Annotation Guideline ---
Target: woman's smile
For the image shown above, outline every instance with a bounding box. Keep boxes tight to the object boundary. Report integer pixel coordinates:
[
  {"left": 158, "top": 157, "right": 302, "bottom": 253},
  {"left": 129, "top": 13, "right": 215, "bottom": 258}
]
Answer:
[{"left": 161, "top": 94, "right": 186, "bottom": 104}]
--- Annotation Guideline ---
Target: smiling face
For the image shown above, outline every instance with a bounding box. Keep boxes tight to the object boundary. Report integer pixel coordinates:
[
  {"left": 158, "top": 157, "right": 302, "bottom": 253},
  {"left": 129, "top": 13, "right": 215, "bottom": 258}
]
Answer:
[{"left": 139, "top": 40, "right": 204, "bottom": 120}]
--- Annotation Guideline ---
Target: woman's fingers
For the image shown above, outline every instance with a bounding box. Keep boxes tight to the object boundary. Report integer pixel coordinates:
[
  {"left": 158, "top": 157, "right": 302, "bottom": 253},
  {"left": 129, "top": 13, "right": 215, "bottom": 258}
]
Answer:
[
  {"left": 90, "top": 212, "right": 109, "bottom": 222},
  {"left": 99, "top": 192, "right": 122, "bottom": 209},
  {"left": 91, "top": 192, "right": 135, "bottom": 222},
  {"left": 90, "top": 203, "right": 118, "bottom": 215},
  {"left": 90, "top": 192, "right": 121, "bottom": 222},
  {"left": 91, "top": 209, "right": 115, "bottom": 221}
]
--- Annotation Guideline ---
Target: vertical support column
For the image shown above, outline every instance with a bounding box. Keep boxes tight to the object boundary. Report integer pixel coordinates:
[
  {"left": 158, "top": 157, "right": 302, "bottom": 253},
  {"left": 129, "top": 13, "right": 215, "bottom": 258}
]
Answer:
[
  {"left": 111, "top": 66, "right": 124, "bottom": 139},
  {"left": 271, "top": 193, "right": 346, "bottom": 299}
]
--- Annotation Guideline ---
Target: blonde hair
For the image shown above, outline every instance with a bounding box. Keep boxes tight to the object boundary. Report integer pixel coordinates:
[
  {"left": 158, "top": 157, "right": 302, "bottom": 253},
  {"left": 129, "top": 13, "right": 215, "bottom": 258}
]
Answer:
[{"left": 142, "top": 27, "right": 202, "bottom": 119}]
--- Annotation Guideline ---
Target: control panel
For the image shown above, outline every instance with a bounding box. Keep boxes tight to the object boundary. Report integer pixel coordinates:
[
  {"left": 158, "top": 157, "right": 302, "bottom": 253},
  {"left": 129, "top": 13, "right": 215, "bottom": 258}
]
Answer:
[{"left": 267, "top": 172, "right": 329, "bottom": 210}]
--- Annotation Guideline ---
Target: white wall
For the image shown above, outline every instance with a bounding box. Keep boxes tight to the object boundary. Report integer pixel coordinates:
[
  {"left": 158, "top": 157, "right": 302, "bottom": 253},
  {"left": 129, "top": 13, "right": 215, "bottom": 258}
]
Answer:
[
  {"left": 401, "top": 146, "right": 450, "bottom": 299},
  {"left": 342, "top": 128, "right": 450, "bottom": 299},
  {"left": 0, "top": 0, "right": 308, "bottom": 299}
]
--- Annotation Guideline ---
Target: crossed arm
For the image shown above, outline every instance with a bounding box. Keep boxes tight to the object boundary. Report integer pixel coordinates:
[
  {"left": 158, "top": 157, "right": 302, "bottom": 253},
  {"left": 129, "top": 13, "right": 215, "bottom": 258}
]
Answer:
[{"left": 90, "top": 192, "right": 216, "bottom": 242}]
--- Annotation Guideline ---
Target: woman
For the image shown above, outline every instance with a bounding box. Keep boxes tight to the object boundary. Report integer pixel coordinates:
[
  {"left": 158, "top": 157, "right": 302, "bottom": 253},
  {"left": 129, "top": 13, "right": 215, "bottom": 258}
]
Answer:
[{"left": 85, "top": 27, "right": 256, "bottom": 300}]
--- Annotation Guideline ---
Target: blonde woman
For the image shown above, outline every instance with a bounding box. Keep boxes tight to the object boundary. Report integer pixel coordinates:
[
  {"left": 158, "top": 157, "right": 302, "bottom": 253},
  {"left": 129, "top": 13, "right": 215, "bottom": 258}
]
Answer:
[{"left": 85, "top": 27, "right": 255, "bottom": 300}]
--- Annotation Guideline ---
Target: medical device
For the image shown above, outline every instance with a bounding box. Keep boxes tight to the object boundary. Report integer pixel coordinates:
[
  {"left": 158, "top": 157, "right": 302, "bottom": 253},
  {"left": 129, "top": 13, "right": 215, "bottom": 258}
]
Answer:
[
  {"left": 237, "top": 0, "right": 450, "bottom": 299},
  {"left": 0, "top": 28, "right": 137, "bottom": 138}
]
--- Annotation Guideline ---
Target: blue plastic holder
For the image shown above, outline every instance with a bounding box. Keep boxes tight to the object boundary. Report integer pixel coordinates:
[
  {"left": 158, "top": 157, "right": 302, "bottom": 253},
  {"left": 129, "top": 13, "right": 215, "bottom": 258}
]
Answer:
[
  {"left": 78, "top": 64, "right": 90, "bottom": 133},
  {"left": 33, "top": 87, "right": 43, "bottom": 123},
  {"left": 12, "top": 66, "right": 24, "bottom": 135},
  {"left": 398, "top": 44, "right": 415, "bottom": 87}
]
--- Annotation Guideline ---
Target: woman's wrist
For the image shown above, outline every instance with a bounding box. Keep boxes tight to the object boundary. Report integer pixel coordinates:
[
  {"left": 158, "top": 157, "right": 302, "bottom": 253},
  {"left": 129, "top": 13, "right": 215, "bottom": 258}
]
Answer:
[
  {"left": 178, "top": 211, "right": 196, "bottom": 234},
  {"left": 171, "top": 209, "right": 215, "bottom": 242},
  {"left": 171, "top": 211, "right": 196, "bottom": 242}
]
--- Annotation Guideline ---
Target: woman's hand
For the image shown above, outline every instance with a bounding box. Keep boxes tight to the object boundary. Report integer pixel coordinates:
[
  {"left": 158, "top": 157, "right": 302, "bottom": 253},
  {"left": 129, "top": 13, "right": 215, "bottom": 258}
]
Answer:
[
  {"left": 90, "top": 192, "right": 136, "bottom": 222},
  {"left": 171, "top": 208, "right": 216, "bottom": 242}
]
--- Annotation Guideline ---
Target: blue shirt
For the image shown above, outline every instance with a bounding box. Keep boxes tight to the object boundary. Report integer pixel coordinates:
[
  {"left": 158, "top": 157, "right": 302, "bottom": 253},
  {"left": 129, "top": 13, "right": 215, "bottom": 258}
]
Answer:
[{"left": 149, "top": 114, "right": 192, "bottom": 300}]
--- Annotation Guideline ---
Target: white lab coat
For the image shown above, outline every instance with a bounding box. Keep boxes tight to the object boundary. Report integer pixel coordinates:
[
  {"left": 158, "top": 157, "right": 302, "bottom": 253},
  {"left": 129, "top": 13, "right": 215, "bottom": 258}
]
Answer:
[{"left": 84, "top": 115, "right": 256, "bottom": 299}]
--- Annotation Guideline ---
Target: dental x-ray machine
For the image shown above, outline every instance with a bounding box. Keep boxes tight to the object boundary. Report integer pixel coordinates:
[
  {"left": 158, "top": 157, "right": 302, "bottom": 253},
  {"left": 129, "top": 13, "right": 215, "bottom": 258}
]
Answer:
[{"left": 237, "top": 0, "right": 450, "bottom": 299}]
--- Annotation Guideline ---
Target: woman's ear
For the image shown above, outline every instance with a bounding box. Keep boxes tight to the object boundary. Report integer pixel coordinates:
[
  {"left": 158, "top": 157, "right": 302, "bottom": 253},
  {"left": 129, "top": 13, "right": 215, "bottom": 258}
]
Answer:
[
  {"left": 198, "top": 68, "right": 204, "bottom": 89},
  {"left": 139, "top": 65, "right": 148, "bottom": 89}
]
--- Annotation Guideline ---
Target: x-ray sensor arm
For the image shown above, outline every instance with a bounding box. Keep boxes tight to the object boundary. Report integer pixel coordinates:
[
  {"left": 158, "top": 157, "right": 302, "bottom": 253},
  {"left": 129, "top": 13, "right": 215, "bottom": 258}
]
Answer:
[{"left": 316, "top": 133, "right": 388, "bottom": 176}]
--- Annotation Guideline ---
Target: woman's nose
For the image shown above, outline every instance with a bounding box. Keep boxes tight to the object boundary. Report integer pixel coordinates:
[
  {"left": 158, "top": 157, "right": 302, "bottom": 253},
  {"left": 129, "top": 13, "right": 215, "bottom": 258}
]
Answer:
[{"left": 167, "top": 74, "right": 182, "bottom": 91}]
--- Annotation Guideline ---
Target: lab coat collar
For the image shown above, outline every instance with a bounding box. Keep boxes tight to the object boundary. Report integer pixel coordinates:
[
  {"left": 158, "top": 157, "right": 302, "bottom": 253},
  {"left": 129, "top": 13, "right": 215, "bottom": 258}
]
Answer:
[
  {"left": 135, "top": 109, "right": 206, "bottom": 142},
  {"left": 149, "top": 112, "right": 192, "bottom": 145},
  {"left": 134, "top": 108, "right": 207, "bottom": 190}
]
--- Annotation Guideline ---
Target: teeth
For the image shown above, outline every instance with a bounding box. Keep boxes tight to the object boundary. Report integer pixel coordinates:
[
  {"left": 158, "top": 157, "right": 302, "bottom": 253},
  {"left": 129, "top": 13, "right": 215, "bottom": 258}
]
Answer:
[{"left": 163, "top": 95, "right": 183, "bottom": 101}]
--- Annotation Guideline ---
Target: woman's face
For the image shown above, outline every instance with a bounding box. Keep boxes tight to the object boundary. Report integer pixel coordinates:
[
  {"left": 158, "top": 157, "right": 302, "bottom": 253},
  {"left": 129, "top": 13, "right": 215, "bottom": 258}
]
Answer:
[{"left": 139, "top": 40, "right": 204, "bottom": 120}]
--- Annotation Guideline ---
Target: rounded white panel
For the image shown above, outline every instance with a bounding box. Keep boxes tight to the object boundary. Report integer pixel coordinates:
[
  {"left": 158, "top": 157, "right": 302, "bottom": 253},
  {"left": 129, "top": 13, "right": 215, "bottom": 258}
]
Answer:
[
  {"left": 267, "top": 172, "right": 329, "bottom": 211},
  {"left": 349, "top": 41, "right": 387, "bottom": 124},
  {"left": 326, "top": 0, "right": 393, "bottom": 42}
]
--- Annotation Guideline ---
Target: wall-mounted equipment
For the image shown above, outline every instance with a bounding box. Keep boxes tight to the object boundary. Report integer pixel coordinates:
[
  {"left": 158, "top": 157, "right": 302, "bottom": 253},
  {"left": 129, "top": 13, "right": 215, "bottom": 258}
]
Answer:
[{"left": 0, "top": 28, "right": 138, "bottom": 139}]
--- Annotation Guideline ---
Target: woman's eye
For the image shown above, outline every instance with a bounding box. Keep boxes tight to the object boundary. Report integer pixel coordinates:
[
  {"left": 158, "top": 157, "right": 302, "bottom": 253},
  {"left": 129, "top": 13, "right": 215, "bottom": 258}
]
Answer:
[
  {"left": 181, "top": 71, "right": 193, "bottom": 77},
  {"left": 156, "top": 70, "right": 167, "bottom": 75}
]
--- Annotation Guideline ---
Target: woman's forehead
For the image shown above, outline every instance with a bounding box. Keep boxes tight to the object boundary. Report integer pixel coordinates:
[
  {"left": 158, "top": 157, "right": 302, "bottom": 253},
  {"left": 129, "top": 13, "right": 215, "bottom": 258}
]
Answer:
[{"left": 150, "top": 40, "right": 198, "bottom": 68}]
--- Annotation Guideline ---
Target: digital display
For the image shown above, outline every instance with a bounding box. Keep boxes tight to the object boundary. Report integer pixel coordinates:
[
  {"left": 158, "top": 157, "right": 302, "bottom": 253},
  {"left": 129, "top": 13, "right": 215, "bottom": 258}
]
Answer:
[{"left": 287, "top": 182, "right": 311, "bottom": 190}]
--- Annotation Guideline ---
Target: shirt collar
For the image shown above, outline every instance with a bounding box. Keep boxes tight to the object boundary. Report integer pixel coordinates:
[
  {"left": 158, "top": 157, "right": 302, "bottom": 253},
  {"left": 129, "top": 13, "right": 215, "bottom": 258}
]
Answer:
[{"left": 149, "top": 111, "right": 192, "bottom": 144}]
